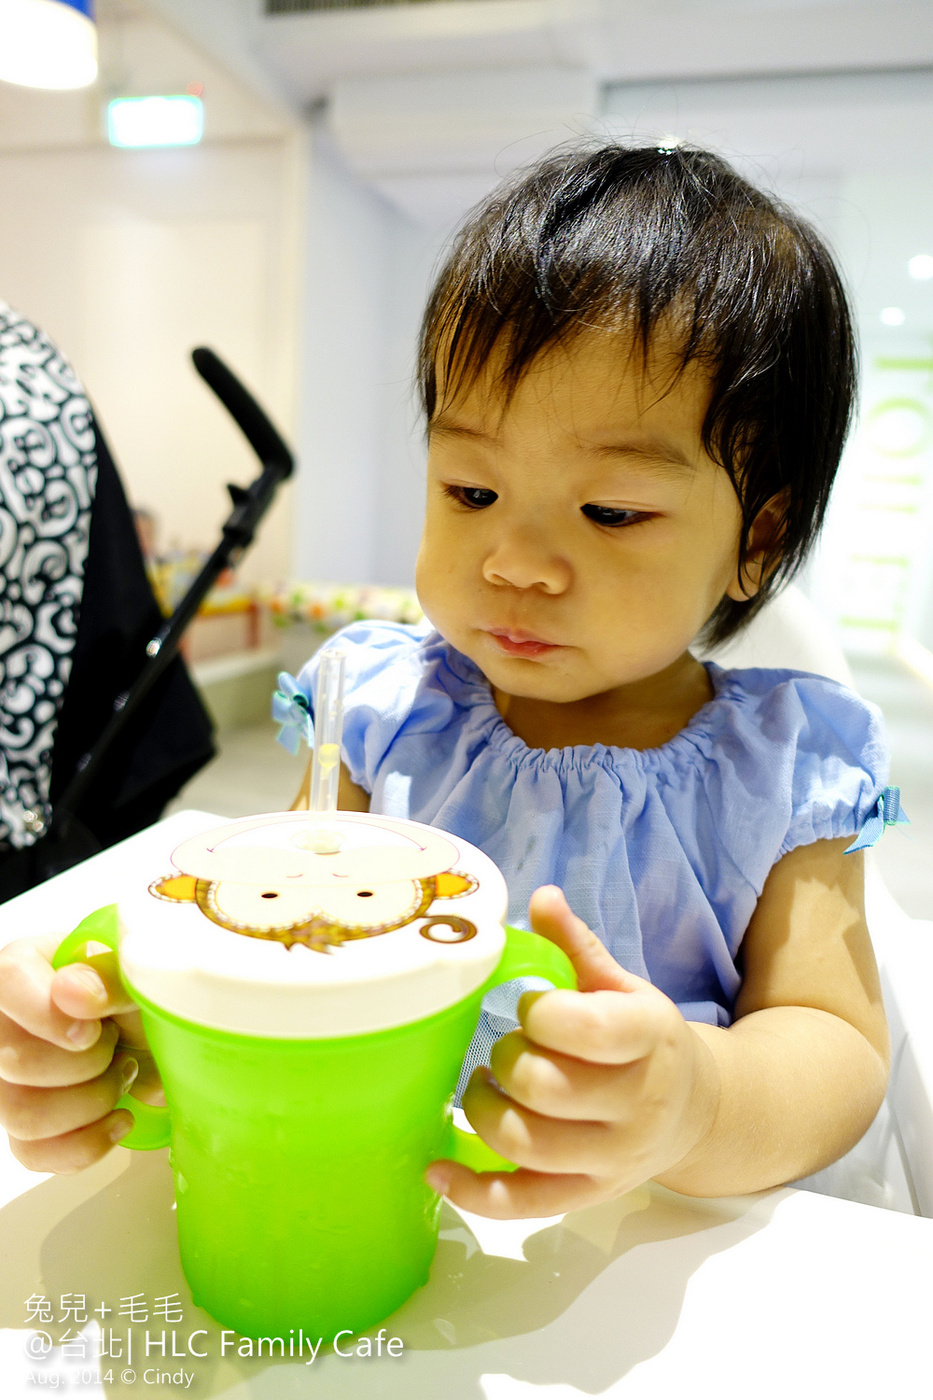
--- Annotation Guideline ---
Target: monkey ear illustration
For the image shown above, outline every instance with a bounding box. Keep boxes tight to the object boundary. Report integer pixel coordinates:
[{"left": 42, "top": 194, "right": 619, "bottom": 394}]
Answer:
[
  {"left": 150, "top": 874, "right": 199, "bottom": 903},
  {"left": 432, "top": 871, "right": 478, "bottom": 899}
]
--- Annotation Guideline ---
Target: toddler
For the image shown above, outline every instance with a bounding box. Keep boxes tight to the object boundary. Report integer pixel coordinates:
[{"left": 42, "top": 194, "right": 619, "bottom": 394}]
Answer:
[{"left": 0, "top": 144, "right": 893, "bottom": 1221}]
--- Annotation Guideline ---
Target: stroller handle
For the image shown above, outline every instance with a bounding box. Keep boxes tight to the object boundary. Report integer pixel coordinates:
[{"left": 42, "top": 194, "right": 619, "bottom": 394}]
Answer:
[
  {"left": 192, "top": 347, "right": 294, "bottom": 481},
  {"left": 47, "top": 348, "right": 296, "bottom": 845}
]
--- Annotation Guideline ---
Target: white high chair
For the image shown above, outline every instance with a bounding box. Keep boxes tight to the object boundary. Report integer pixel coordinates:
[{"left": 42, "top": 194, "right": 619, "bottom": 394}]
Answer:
[{"left": 702, "top": 586, "right": 932, "bottom": 1216}]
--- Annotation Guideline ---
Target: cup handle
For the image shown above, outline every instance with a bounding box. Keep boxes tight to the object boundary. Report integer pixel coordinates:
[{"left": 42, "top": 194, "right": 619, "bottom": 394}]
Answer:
[
  {"left": 443, "top": 924, "right": 578, "bottom": 1175},
  {"left": 51, "top": 906, "right": 171, "bottom": 1151}
]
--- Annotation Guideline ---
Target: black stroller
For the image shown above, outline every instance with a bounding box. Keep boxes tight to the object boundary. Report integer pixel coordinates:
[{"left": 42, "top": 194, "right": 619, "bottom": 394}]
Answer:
[{"left": 0, "top": 348, "right": 293, "bottom": 903}]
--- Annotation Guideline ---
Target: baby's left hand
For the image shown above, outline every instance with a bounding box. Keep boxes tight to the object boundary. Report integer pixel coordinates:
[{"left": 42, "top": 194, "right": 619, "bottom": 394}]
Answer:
[{"left": 426, "top": 886, "right": 719, "bottom": 1219}]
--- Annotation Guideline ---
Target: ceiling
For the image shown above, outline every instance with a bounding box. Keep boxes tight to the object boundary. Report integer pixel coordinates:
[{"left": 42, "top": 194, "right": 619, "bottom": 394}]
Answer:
[
  {"left": 2, "top": 0, "right": 931, "bottom": 230},
  {"left": 147, "top": 0, "right": 933, "bottom": 107}
]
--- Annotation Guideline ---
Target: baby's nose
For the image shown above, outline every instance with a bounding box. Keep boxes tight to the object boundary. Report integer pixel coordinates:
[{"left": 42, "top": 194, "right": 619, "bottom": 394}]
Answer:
[{"left": 482, "top": 523, "right": 571, "bottom": 593}]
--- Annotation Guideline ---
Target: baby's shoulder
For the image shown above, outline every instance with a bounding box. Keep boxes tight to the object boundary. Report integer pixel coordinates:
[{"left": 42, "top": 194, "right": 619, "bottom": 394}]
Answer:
[
  {"left": 685, "top": 666, "right": 889, "bottom": 862},
  {"left": 703, "top": 664, "right": 887, "bottom": 783},
  {"left": 302, "top": 619, "right": 483, "bottom": 752},
  {"left": 325, "top": 615, "right": 434, "bottom": 660},
  {"left": 712, "top": 663, "right": 881, "bottom": 733},
  {"left": 321, "top": 618, "right": 470, "bottom": 700}
]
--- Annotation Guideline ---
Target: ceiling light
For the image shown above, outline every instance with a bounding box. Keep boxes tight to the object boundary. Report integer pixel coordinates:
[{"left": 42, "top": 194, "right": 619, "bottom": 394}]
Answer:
[
  {"left": 107, "top": 95, "right": 204, "bottom": 149},
  {"left": 880, "top": 307, "right": 906, "bottom": 326},
  {"left": 908, "top": 254, "right": 933, "bottom": 281},
  {"left": 0, "top": 0, "right": 97, "bottom": 90}
]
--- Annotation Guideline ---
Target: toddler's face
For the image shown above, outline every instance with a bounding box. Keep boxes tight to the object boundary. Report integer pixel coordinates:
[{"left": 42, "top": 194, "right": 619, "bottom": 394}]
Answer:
[{"left": 416, "top": 330, "right": 751, "bottom": 709}]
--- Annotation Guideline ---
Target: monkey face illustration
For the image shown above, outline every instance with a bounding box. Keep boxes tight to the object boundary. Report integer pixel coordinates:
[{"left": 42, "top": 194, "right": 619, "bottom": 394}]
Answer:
[{"left": 150, "top": 814, "right": 479, "bottom": 952}]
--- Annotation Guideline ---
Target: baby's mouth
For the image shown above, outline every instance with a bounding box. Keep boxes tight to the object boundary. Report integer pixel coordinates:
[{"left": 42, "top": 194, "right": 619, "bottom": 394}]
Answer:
[{"left": 486, "top": 629, "right": 561, "bottom": 658}]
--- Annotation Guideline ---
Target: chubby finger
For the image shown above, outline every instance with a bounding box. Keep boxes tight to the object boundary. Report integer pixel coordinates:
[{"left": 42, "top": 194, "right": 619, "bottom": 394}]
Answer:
[
  {"left": 51, "top": 950, "right": 137, "bottom": 1021},
  {"left": 490, "top": 1030, "right": 650, "bottom": 1122},
  {"left": 126, "top": 1062, "right": 166, "bottom": 1108},
  {"left": 461, "top": 1067, "right": 618, "bottom": 1176},
  {"left": 0, "top": 1010, "right": 120, "bottom": 1088},
  {"left": 0, "top": 938, "right": 104, "bottom": 1052},
  {"left": 425, "top": 1159, "right": 601, "bottom": 1220},
  {"left": 0, "top": 1051, "right": 140, "bottom": 1144},
  {"left": 518, "top": 984, "right": 671, "bottom": 1065},
  {"left": 527, "top": 886, "right": 641, "bottom": 994},
  {"left": 8, "top": 1108, "right": 136, "bottom": 1175},
  {"left": 107, "top": 1008, "right": 163, "bottom": 1106}
]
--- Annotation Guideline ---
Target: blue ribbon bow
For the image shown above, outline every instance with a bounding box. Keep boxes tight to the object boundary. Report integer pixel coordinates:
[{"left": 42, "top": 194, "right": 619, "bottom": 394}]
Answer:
[
  {"left": 271, "top": 672, "right": 314, "bottom": 756},
  {"left": 844, "top": 785, "right": 909, "bottom": 854}
]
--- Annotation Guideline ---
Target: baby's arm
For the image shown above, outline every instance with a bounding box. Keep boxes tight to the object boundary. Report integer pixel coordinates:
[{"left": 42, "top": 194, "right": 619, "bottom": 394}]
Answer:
[
  {"left": 0, "top": 935, "right": 160, "bottom": 1172},
  {"left": 663, "top": 835, "right": 889, "bottom": 1195},
  {"left": 428, "top": 837, "right": 889, "bottom": 1217}
]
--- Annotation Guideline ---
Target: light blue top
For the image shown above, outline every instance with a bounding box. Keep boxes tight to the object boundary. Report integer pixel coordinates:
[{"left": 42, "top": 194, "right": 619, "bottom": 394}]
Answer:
[{"left": 296, "top": 620, "right": 887, "bottom": 1028}]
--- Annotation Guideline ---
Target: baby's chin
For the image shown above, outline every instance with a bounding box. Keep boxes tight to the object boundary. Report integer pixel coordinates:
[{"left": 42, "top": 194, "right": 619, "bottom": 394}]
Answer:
[
  {"left": 469, "top": 651, "right": 605, "bottom": 708},
  {"left": 481, "top": 643, "right": 707, "bottom": 709},
  {"left": 422, "top": 612, "right": 612, "bottom": 701}
]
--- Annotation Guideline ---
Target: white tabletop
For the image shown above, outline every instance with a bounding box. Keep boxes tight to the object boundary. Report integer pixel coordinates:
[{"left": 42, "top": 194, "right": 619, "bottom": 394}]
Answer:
[{"left": 2, "top": 815, "right": 932, "bottom": 1399}]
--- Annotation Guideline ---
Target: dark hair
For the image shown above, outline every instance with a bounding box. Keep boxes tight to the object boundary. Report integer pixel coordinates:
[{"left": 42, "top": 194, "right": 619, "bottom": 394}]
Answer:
[{"left": 417, "top": 143, "right": 857, "bottom": 647}]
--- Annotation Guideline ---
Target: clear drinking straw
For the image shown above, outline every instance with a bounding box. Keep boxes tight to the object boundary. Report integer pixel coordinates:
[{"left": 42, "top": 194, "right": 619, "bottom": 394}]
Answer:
[{"left": 306, "top": 648, "right": 346, "bottom": 851}]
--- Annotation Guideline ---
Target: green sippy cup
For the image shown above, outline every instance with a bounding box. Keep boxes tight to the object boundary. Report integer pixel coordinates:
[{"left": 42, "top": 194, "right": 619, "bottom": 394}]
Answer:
[{"left": 53, "top": 811, "right": 575, "bottom": 1341}]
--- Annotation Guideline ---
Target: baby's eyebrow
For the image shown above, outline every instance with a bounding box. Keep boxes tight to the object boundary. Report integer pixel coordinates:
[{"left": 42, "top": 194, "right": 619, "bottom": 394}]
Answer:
[
  {"left": 429, "top": 416, "right": 697, "bottom": 476},
  {"left": 428, "top": 415, "right": 496, "bottom": 444},
  {"left": 591, "top": 438, "right": 696, "bottom": 475}
]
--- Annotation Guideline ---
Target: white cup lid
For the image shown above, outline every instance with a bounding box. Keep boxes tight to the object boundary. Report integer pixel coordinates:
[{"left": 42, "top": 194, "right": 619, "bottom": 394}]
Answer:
[{"left": 118, "top": 811, "right": 508, "bottom": 1037}]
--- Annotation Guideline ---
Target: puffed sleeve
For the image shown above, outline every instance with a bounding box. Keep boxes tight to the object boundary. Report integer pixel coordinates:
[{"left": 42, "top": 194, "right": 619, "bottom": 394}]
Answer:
[
  {"left": 770, "top": 673, "right": 890, "bottom": 857},
  {"left": 294, "top": 619, "right": 453, "bottom": 792}
]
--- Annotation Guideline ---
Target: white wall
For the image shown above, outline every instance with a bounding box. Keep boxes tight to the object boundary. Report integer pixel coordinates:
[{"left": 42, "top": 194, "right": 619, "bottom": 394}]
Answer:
[
  {"left": 0, "top": 100, "right": 439, "bottom": 598},
  {"left": 292, "top": 129, "right": 441, "bottom": 588},
  {"left": 0, "top": 135, "right": 302, "bottom": 584},
  {"left": 372, "top": 202, "right": 442, "bottom": 587}
]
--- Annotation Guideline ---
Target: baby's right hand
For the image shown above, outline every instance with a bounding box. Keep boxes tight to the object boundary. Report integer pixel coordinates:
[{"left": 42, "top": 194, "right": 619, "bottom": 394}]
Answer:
[{"left": 0, "top": 932, "right": 161, "bottom": 1174}]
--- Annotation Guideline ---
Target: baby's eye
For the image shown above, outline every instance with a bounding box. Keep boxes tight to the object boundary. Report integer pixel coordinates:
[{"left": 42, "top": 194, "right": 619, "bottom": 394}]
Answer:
[
  {"left": 581, "top": 504, "right": 645, "bottom": 528},
  {"left": 444, "top": 485, "right": 498, "bottom": 510}
]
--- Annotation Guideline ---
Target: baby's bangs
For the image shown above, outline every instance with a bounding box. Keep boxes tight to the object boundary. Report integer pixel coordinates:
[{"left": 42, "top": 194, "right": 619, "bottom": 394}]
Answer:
[{"left": 418, "top": 149, "right": 800, "bottom": 421}]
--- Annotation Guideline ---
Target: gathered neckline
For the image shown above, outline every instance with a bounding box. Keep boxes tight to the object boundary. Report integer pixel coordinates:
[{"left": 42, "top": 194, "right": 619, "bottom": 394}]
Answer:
[{"left": 435, "top": 633, "right": 745, "bottom": 775}]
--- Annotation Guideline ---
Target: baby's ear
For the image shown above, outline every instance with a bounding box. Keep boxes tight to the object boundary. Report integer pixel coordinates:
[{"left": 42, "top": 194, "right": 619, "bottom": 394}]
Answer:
[{"left": 725, "top": 491, "right": 787, "bottom": 601}]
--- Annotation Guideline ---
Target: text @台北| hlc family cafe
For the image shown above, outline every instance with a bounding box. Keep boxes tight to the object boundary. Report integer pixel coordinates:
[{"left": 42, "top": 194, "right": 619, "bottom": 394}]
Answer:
[
  {"left": 28, "top": 1329, "right": 406, "bottom": 1369},
  {"left": 149, "top": 1328, "right": 405, "bottom": 1363}
]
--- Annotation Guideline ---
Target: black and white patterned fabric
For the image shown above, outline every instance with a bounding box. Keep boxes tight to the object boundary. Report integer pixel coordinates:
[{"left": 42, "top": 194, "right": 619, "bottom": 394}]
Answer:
[{"left": 0, "top": 303, "right": 97, "bottom": 849}]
